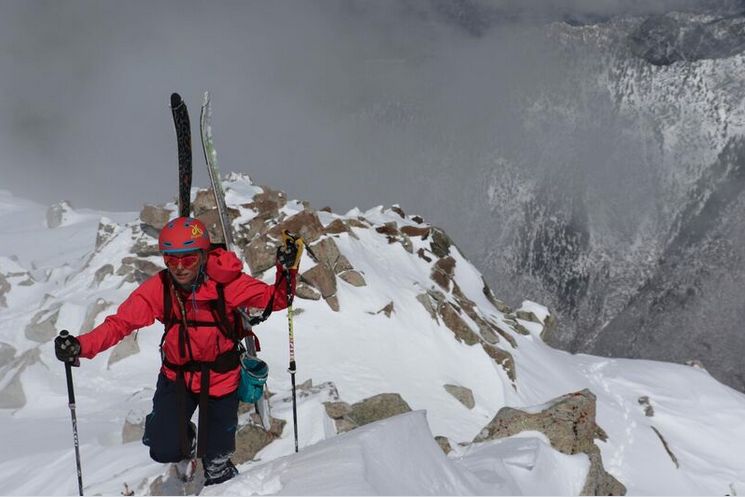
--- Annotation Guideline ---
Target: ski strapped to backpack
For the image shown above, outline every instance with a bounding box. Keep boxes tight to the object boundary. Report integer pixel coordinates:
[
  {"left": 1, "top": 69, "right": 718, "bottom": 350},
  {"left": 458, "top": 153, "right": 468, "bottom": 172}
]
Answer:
[{"left": 158, "top": 269, "right": 278, "bottom": 458}]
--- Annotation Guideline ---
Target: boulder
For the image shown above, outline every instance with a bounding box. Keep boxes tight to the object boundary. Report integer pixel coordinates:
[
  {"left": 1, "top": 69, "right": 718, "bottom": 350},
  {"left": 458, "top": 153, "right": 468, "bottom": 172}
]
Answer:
[
  {"left": 325, "top": 295, "right": 340, "bottom": 312},
  {"left": 375, "top": 222, "right": 413, "bottom": 253},
  {"left": 482, "top": 279, "right": 512, "bottom": 313},
  {"left": 452, "top": 284, "right": 503, "bottom": 346},
  {"left": 324, "top": 219, "right": 352, "bottom": 236},
  {"left": 295, "top": 283, "right": 322, "bottom": 301},
  {"left": 435, "top": 436, "right": 453, "bottom": 455},
  {"left": 438, "top": 302, "right": 480, "bottom": 346},
  {"left": 239, "top": 216, "right": 270, "bottom": 245},
  {"left": 95, "top": 218, "right": 119, "bottom": 250},
  {"left": 244, "top": 187, "right": 287, "bottom": 217},
  {"left": 191, "top": 189, "right": 217, "bottom": 217},
  {"left": 139, "top": 204, "right": 172, "bottom": 230},
  {"left": 416, "top": 292, "right": 439, "bottom": 322},
  {"left": 338, "top": 270, "right": 366, "bottom": 287},
  {"left": 474, "top": 389, "right": 625, "bottom": 496},
  {"left": 108, "top": 334, "right": 140, "bottom": 368},
  {"left": 400, "top": 225, "right": 430, "bottom": 238},
  {"left": 269, "top": 210, "right": 325, "bottom": 245},
  {"left": 25, "top": 306, "right": 61, "bottom": 343},
  {"left": 431, "top": 256, "right": 455, "bottom": 291},
  {"left": 443, "top": 384, "right": 475, "bottom": 409},
  {"left": 122, "top": 409, "right": 146, "bottom": 443},
  {"left": 503, "top": 317, "right": 530, "bottom": 335},
  {"left": 0, "top": 349, "right": 40, "bottom": 409},
  {"left": 411, "top": 215, "right": 424, "bottom": 224},
  {"left": 515, "top": 310, "right": 541, "bottom": 323},
  {"left": 233, "top": 424, "right": 276, "bottom": 465},
  {"left": 308, "top": 238, "right": 350, "bottom": 274},
  {"left": 196, "top": 209, "right": 223, "bottom": 244},
  {"left": 92, "top": 264, "right": 114, "bottom": 287},
  {"left": 492, "top": 322, "right": 518, "bottom": 348},
  {"left": 417, "top": 248, "right": 433, "bottom": 263},
  {"left": 375, "top": 222, "right": 399, "bottom": 238},
  {"left": 334, "top": 254, "right": 354, "bottom": 274},
  {"left": 80, "top": 299, "right": 110, "bottom": 332},
  {"left": 430, "top": 227, "right": 453, "bottom": 258},
  {"left": 117, "top": 257, "right": 162, "bottom": 285},
  {"left": 131, "top": 238, "right": 161, "bottom": 258},
  {"left": 0, "top": 342, "right": 16, "bottom": 368},
  {"left": 347, "top": 393, "right": 412, "bottom": 428},
  {"left": 0, "top": 274, "right": 9, "bottom": 308},
  {"left": 244, "top": 235, "right": 278, "bottom": 276},
  {"left": 324, "top": 401, "right": 353, "bottom": 420},
  {"left": 46, "top": 201, "right": 73, "bottom": 229},
  {"left": 346, "top": 218, "right": 369, "bottom": 229},
  {"left": 376, "top": 301, "right": 394, "bottom": 318},
  {"left": 481, "top": 344, "right": 516, "bottom": 382},
  {"left": 540, "top": 312, "right": 559, "bottom": 342},
  {"left": 391, "top": 205, "right": 406, "bottom": 218},
  {"left": 301, "top": 264, "right": 337, "bottom": 299}
]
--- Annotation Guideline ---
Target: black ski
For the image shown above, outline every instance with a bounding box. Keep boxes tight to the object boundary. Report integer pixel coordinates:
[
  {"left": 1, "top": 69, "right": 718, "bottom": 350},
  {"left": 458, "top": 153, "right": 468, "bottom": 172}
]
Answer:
[{"left": 170, "top": 93, "right": 192, "bottom": 218}]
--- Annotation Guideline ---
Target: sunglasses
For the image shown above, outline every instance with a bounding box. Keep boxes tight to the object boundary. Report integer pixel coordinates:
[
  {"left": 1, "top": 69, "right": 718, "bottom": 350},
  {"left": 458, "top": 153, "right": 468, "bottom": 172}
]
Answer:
[{"left": 163, "top": 253, "right": 201, "bottom": 270}]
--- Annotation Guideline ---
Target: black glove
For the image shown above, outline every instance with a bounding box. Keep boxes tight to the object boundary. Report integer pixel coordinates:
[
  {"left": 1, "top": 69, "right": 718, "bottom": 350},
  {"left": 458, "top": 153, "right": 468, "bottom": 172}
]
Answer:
[
  {"left": 55, "top": 330, "right": 81, "bottom": 366},
  {"left": 276, "top": 230, "right": 304, "bottom": 270}
]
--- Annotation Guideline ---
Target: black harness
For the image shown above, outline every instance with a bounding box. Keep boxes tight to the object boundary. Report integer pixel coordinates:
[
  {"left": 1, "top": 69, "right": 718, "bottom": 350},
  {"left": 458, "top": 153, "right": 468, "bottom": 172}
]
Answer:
[{"left": 158, "top": 269, "right": 275, "bottom": 458}]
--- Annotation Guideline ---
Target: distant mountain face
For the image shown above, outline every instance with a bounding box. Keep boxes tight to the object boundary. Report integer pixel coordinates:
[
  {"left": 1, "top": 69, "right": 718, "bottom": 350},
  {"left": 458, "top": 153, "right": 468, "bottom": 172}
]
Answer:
[{"left": 414, "top": 10, "right": 745, "bottom": 391}]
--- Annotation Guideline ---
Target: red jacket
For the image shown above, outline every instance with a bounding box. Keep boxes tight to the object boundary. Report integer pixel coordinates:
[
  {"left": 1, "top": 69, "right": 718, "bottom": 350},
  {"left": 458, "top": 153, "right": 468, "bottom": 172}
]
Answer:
[{"left": 79, "top": 248, "right": 295, "bottom": 396}]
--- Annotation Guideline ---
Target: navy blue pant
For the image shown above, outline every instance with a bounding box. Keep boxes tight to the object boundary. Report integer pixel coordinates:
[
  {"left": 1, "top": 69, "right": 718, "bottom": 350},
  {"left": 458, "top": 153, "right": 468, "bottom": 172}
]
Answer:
[{"left": 143, "top": 373, "right": 238, "bottom": 464}]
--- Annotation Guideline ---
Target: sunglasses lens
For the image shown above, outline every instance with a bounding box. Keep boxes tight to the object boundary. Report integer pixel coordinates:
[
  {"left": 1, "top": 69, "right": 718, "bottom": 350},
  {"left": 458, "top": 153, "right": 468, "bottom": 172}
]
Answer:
[{"left": 164, "top": 254, "right": 199, "bottom": 269}]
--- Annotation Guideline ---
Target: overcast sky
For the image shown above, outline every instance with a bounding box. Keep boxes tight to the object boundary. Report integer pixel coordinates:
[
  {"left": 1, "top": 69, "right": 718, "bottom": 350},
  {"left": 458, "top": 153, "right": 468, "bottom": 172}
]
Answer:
[{"left": 0, "top": 0, "right": 735, "bottom": 216}]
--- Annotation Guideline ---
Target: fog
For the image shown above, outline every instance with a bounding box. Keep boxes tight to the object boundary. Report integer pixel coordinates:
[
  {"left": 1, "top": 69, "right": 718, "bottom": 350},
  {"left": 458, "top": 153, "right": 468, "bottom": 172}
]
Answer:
[{"left": 0, "top": 0, "right": 731, "bottom": 212}]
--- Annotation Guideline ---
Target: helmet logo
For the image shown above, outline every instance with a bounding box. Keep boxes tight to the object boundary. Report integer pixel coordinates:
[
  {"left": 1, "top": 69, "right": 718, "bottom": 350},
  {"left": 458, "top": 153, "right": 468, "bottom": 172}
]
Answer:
[{"left": 191, "top": 224, "right": 204, "bottom": 239}]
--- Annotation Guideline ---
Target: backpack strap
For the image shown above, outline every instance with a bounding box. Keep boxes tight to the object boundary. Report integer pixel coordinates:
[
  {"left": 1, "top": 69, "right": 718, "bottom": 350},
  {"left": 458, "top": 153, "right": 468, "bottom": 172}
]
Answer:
[
  {"left": 159, "top": 270, "right": 174, "bottom": 354},
  {"left": 211, "top": 283, "right": 239, "bottom": 343}
]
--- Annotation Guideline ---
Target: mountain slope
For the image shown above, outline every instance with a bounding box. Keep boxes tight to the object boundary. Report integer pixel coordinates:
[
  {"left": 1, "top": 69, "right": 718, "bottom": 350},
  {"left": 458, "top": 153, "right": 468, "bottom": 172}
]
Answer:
[{"left": 0, "top": 176, "right": 744, "bottom": 495}]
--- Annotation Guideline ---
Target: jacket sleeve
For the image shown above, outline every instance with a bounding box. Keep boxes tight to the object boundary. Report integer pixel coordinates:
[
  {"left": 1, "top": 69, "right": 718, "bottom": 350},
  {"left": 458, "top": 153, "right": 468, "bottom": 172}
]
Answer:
[
  {"left": 228, "top": 263, "right": 298, "bottom": 313},
  {"left": 78, "top": 276, "right": 162, "bottom": 359}
]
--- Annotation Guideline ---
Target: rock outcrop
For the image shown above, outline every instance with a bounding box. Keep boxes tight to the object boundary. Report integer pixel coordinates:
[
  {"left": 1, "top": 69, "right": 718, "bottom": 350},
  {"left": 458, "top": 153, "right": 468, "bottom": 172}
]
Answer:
[
  {"left": 474, "top": 389, "right": 626, "bottom": 496},
  {"left": 324, "top": 393, "right": 412, "bottom": 434}
]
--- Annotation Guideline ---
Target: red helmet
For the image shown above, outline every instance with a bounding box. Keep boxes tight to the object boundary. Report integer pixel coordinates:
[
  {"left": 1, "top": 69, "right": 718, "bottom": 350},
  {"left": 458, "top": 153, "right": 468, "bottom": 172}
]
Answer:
[{"left": 158, "top": 217, "right": 211, "bottom": 253}]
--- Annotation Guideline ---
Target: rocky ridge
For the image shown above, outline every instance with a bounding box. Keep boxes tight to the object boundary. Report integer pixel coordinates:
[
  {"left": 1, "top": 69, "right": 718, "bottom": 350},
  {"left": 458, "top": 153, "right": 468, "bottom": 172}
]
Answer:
[{"left": 0, "top": 174, "right": 629, "bottom": 493}]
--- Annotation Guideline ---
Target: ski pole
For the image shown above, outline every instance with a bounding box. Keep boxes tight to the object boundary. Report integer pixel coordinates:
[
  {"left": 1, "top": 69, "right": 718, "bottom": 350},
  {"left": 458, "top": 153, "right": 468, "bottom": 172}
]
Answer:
[
  {"left": 286, "top": 267, "right": 299, "bottom": 453},
  {"left": 60, "top": 330, "right": 84, "bottom": 496}
]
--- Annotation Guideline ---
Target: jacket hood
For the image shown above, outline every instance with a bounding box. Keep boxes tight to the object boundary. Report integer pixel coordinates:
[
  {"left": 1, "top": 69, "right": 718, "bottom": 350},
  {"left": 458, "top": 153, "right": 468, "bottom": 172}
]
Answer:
[{"left": 206, "top": 248, "right": 243, "bottom": 284}]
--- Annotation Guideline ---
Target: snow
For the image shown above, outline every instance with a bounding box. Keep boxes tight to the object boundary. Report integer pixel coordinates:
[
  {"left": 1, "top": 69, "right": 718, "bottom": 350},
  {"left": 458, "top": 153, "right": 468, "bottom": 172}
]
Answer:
[{"left": 2, "top": 179, "right": 745, "bottom": 495}]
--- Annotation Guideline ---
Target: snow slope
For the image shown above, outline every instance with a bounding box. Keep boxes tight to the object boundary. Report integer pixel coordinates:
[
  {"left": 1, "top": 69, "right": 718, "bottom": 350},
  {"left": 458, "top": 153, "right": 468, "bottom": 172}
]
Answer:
[{"left": 1, "top": 176, "right": 744, "bottom": 495}]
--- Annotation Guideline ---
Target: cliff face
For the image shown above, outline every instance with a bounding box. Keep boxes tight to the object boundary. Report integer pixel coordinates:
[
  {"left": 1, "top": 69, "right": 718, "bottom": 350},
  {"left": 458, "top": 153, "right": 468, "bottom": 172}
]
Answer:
[{"left": 417, "top": 10, "right": 745, "bottom": 390}]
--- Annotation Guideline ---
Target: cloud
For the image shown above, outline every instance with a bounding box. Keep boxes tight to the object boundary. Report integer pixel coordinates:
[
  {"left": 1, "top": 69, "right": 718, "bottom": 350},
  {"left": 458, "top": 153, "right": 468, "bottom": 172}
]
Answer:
[{"left": 0, "top": 0, "right": 737, "bottom": 213}]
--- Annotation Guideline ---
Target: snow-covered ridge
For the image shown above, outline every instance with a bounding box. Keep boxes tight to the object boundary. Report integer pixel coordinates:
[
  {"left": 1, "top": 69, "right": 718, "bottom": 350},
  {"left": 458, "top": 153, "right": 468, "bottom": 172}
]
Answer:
[{"left": 1, "top": 174, "right": 744, "bottom": 495}]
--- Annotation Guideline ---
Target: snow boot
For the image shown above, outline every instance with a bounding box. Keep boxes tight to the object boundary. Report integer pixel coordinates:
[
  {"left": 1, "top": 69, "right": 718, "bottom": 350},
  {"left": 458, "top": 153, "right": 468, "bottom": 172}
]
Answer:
[{"left": 203, "top": 455, "right": 238, "bottom": 486}]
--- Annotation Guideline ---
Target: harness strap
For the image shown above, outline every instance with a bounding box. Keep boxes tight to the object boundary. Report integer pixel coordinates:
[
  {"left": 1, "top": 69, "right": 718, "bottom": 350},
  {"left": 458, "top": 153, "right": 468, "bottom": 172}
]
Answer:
[{"left": 162, "top": 348, "right": 241, "bottom": 374}]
